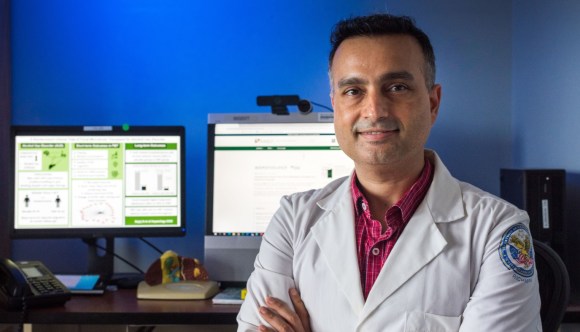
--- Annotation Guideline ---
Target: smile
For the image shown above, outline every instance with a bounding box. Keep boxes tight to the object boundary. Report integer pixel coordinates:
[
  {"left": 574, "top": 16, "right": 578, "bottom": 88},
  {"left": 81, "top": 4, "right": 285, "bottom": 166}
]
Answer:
[
  {"left": 358, "top": 129, "right": 398, "bottom": 140},
  {"left": 358, "top": 128, "right": 399, "bottom": 134},
  {"left": 362, "top": 131, "right": 391, "bottom": 135}
]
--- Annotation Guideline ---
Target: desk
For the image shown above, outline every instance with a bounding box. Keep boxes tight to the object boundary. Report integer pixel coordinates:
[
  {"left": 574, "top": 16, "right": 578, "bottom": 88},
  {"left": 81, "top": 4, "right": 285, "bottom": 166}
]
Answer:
[
  {"left": 564, "top": 304, "right": 580, "bottom": 323},
  {"left": 0, "top": 289, "right": 240, "bottom": 326},
  {"left": 3, "top": 291, "right": 580, "bottom": 329}
]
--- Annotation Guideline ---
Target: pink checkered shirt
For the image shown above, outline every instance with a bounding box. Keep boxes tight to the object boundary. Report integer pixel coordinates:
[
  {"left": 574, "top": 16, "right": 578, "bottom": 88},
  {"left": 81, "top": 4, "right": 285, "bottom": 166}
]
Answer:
[{"left": 351, "top": 158, "right": 434, "bottom": 300}]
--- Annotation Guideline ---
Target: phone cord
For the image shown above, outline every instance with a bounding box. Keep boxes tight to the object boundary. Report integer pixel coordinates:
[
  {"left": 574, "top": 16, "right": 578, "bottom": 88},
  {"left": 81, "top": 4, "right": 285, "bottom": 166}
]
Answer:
[{"left": 18, "top": 296, "right": 28, "bottom": 332}]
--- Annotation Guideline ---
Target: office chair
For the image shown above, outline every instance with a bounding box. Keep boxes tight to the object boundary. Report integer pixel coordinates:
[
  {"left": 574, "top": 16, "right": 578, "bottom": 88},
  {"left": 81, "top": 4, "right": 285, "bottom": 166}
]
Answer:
[{"left": 534, "top": 240, "right": 570, "bottom": 332}]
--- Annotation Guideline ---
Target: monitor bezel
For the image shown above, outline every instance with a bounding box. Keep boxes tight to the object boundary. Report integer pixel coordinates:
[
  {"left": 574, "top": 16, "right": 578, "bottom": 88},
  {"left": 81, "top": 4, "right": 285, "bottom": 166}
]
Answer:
[{"left": 9, "top": 125, "right": 186, "bottom": 239}]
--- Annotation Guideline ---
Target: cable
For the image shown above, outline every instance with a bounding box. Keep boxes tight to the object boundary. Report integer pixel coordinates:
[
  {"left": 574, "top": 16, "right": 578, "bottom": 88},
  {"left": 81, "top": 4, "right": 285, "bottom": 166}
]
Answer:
[
  {"left": 87, "top": 241, "right": 145, "bottom": 274},
  {"left": 139, "top": 237, "right": 164, "bottom": 255},
  {"left": 18, "top": 296, "right": 27, "bottom": 332},
  {"left": 310, "top": 101, "right": 334, "bottom": 112},
  {"left": 83, "top": 238, "right": 166, "bottom": 276}
]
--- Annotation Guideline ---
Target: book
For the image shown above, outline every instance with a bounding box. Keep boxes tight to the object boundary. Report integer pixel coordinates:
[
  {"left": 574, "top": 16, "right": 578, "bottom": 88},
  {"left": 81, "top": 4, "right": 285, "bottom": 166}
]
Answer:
[
  {"left": 212, "top": 287, "right": 245, "bottom": 304},
  {"left": 55, "top": 274, "right": 106, "bottom": 295}
]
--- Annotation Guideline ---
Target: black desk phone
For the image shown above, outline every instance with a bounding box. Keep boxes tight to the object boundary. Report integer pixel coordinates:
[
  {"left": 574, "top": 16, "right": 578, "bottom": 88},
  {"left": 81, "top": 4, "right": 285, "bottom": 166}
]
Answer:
[{"left": 0, "top": 258, "right": 71, "bottom": 310}]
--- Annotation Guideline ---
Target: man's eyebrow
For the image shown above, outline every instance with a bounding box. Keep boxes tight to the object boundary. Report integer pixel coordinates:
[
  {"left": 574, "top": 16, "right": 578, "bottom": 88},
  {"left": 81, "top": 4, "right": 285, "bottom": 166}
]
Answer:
[
  {"left": 379, "top": 71, "right": 415, "bottom": 82},
  {"left": 335, "top": 71, "right": 415, "bottom": 89},
  {"left": 336, "top": 76, "right": 368, "bottom": 89}
]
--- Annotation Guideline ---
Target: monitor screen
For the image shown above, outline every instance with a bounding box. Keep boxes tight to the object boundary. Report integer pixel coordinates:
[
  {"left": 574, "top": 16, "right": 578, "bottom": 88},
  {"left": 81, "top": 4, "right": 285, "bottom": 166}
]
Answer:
[
  {"left": 10, "top": 126, "right": 186, "bottom": 239},
  {"left": 205, "top": 112, "right": 354, "bottom": 283}
]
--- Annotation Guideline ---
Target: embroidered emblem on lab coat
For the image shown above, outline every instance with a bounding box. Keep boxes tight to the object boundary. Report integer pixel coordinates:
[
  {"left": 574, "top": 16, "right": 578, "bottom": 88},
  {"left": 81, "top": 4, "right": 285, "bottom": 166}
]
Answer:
[{"left": 499, "top": 223, "right": 535, "bottom": 279}]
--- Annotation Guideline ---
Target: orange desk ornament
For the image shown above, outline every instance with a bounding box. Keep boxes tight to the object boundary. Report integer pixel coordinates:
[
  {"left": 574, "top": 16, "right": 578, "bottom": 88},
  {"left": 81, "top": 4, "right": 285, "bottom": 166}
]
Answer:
[{"left": 136, "top": 250, "right": 219, "bottom": 300}]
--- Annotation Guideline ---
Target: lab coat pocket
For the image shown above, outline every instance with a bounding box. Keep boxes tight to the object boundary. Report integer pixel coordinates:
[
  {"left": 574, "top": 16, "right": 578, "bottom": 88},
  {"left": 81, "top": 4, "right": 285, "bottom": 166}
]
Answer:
[{"left": 405, "top": 311, "right": 461, "bottom": 332}]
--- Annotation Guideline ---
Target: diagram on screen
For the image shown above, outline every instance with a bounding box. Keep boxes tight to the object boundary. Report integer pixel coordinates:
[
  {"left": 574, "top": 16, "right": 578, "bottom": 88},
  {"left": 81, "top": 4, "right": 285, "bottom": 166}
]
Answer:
[
  {"left": 79, "top": 202, "right": 116, "bottom": 225},
  {"left": 71, "top": 180, "right": 123, "bottom": 227},
  {"left": 15, "top": 190, "right": 69, "bottom": 227},
  {"left": 43, "top": 149, "right": 68, "bottom": 171},
  {"left": 125, "top": 164, "right": 177, "bottom": 196}
]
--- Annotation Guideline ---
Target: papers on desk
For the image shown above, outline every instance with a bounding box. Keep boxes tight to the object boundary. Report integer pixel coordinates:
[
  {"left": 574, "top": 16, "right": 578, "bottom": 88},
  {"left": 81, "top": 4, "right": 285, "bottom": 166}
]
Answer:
[
  {"left": 55, "top": 274, "right": 106, "bottom": 295},
  {"left": 212, "top": 287, "right": 245, "bottom": 304}
]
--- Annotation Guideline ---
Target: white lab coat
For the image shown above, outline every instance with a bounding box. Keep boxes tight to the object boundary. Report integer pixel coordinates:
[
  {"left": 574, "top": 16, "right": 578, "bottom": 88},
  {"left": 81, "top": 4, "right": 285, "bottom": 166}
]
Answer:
[{"left": 238, "top": 150, "right": 542, "bottom": 331}]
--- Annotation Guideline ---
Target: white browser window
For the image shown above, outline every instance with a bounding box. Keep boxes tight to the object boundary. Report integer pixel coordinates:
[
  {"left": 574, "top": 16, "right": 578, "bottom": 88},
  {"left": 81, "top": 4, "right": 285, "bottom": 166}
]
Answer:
[{"left": 211, "top": 122, "right": 353, "bottom": 235}]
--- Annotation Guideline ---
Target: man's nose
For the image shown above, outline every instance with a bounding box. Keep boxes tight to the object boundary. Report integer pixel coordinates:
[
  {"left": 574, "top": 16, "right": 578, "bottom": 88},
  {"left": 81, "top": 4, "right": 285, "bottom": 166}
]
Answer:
[{"left": 363, "top": 90, "right": 388, "bottom": 119}]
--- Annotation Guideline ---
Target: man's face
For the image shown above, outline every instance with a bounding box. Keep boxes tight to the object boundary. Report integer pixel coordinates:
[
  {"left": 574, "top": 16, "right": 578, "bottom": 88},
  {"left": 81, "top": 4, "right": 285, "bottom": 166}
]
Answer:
[{"left": 330, "top": 35, "right": 441, "bottom": 169}]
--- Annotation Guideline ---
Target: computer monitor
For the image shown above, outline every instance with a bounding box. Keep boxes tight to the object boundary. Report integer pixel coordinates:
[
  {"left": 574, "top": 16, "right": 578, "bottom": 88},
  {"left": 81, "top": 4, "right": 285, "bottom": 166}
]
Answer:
[
  {"left": 9, "top": 125, "right": 186, "bottom": 277},
  {"left": 204, "top": 112, "right": 354, "bottom": 283}
]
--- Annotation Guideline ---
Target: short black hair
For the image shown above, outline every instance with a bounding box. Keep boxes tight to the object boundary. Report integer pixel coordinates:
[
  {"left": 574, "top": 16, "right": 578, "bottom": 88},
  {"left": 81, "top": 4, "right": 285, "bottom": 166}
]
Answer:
[{"left": 329, "top": 14, "right": 436, "bottom": 89}]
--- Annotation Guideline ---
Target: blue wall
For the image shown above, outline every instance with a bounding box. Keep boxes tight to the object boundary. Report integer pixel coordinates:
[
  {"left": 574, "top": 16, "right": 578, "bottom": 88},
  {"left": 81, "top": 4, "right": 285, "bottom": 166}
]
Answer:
[
  {"left": 10, "top": 0, "right": 515, "bottom": 274},
  {"left": 513, "top": 0, "right": 580, "bottom": 288}
]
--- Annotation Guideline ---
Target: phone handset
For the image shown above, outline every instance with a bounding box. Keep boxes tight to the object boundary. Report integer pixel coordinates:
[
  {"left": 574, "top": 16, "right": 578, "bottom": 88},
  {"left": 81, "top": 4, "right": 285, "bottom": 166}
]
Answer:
[
  {"left": 0, "top": 258, "right": 32, "bottom": 299},
  {"left": 0, "top": 258, "right": 71, "bottom": 310}
]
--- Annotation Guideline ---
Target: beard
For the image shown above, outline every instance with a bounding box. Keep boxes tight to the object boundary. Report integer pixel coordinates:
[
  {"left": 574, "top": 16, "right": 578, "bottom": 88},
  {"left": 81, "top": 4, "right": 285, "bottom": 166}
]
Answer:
[
  {"left": 336, "top": 117, "right": 428, "bottom": 167},
  {"left": 352, "top": 118, "right": 400, "bottom": 134}
]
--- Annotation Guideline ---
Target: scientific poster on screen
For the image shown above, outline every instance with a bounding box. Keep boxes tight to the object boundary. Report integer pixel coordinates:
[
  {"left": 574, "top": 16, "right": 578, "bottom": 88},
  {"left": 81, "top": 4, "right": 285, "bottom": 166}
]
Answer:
[{"left": 14, "top": 136, "right": 181, "bottom": 230}]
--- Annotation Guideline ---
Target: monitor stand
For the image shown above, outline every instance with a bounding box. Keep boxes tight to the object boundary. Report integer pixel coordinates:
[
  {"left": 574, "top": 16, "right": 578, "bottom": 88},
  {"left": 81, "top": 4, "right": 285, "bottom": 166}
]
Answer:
[{"left": 84, "top": 237, "right": 115, "bottom": 280}]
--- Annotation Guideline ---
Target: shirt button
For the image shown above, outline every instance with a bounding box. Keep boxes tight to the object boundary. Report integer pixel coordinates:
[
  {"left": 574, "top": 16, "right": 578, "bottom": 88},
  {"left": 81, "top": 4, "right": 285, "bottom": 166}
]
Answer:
[
  {"left": 372, "top": 247, "right": 380, "bottom": 256},
  {"left": 361, "top": 202, "right": 367, "bottom": 211}
]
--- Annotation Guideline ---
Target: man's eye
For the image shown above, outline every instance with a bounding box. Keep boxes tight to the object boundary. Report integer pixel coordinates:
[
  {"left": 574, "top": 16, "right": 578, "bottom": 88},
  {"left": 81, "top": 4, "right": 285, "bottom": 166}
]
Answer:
[
  {"left": 344, "top": 88, "right": 360, "bottom": 96},
  {"left": 388, "top": 84, "right": 408, "bottom": 92}
]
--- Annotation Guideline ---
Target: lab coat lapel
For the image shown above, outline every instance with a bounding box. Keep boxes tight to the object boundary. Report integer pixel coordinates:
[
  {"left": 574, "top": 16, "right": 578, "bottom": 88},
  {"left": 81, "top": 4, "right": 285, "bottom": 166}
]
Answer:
[
  {"left": 360, "top": 150, "right": 463, "bottom": 319},
  {"left": 361, "top": 202, "right": 447, "bottom": 318},
  {"left": 312, "top": 180, "right": 365, "bottom": 317}
]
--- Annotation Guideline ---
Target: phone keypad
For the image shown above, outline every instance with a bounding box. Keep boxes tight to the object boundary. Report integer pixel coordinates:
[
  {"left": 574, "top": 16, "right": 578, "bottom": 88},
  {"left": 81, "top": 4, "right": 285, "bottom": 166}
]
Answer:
[{"left": 30, "top": 278, "right": 67, "bottom": 295}]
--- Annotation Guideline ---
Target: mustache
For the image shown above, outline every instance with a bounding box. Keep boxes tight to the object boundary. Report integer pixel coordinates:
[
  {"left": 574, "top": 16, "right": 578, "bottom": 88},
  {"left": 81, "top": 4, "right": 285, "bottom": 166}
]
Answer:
[{"left": 352, "top": 119, "right": 400, "bottom": 133}]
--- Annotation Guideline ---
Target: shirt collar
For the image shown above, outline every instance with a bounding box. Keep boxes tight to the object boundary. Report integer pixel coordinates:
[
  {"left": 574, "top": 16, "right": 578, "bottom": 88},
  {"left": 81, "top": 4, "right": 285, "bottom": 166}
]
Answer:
[{"left": 350, "top": 158, "right": 434, "bottom": 224}]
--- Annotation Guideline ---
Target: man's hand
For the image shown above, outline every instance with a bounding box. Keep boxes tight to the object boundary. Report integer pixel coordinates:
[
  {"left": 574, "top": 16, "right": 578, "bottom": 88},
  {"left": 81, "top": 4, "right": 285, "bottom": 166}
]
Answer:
[{"left": 258, "top": 288, "right": 311, "bottom": 332}]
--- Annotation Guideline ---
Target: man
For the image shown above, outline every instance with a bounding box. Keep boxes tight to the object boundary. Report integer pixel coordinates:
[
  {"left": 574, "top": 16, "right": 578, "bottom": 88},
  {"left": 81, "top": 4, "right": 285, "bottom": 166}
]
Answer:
[{"left": 237, "top": 14, "right": 542, "bottom": 331}]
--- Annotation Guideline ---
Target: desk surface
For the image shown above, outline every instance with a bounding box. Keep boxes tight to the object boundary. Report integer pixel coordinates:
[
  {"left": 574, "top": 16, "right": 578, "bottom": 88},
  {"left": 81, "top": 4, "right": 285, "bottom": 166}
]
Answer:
[
  {"left": 565, "top": 304, "right": 580, "bottom": 323},
  {"left": 4, "top": 290, "right": 580, "bottom": 325},
  {"left": 0, "top": 289, "right": 240, "bottom": 325}
]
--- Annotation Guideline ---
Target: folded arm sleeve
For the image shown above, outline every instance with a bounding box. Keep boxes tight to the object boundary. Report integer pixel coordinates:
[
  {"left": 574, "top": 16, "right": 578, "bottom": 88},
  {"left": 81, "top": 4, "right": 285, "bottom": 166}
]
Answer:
[{"left": 237, "top": 196, "right": 297, "bottom": 331}]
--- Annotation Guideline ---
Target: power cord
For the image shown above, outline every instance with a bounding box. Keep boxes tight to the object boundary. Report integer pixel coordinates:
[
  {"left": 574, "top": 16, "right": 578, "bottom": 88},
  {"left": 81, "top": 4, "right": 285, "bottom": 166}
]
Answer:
[
  {"left": 86, "top": 240, "right": 145, "bottom": 274},
  {"left": 18, "top": 296, "right": 27, "bottom": 332},
  {"left": 310, "top": 101, "right": 334, "bottom": 112},
  {"left": 139, "top": 237, "right": 164, "bottom": 255},
  {"left": 82, "top": 237, "right": 173, "bottom": 281},
  {"left": 84, "top": 237, "right": 167, "bottom": 273}
]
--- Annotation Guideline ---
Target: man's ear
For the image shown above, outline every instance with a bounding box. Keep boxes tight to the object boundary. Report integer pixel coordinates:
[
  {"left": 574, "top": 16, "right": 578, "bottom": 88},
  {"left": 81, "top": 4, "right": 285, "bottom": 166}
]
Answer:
[{"left": 429, "top": 84, "right": 442, "bottom": 124}]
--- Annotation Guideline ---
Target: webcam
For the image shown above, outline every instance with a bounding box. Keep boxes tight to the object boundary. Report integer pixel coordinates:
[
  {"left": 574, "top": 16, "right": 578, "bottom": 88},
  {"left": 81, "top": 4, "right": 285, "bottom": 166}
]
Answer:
[
  {"left": 257, "top": 95, "right": 312, "bottom": 115},
  {"left": 297, "top": 99, "right": 313, "bottom": 114}
]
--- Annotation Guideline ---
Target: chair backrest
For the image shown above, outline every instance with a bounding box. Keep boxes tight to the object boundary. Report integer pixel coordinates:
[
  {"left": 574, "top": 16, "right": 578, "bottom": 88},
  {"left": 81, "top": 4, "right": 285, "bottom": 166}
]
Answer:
[{"left": 534, "top": 240, "right": 570, "bottom": 332}]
